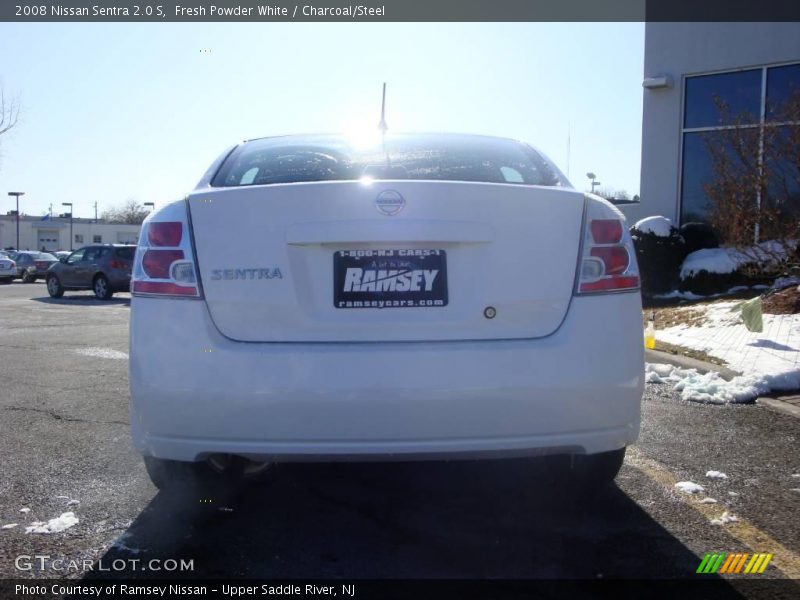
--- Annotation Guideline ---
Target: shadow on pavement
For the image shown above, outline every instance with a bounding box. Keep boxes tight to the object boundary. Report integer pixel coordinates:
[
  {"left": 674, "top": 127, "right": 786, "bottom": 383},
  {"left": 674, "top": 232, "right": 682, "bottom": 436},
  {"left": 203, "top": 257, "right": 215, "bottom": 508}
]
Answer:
[
  {"left": 31, "top": 295, "right": 130, "bottom": 307},
  {"left": 84, "top": 459, "right": 740, "bottom": 586}
]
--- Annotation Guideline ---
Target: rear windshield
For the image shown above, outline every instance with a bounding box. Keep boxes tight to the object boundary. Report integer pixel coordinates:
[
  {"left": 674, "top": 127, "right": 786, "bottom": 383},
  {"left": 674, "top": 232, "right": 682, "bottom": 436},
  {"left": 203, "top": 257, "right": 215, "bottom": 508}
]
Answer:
[
  {"left": 14, "top": 252, "right": 55, "bottom": 260},
  {"left": 211, "top": 134, "right": 570, "bottom": 188},
  {"left": 115, "top": 247, "right": 135, "bottom": 260}
]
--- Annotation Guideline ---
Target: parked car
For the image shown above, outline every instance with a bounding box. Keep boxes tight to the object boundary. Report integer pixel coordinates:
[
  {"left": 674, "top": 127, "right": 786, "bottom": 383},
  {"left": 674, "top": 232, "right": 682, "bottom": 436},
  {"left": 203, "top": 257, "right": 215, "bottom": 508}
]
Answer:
[
  {"left": 52, "top": 250, "right": 72, "bottom": 260},
  {"left": 46, "top": 244, "right": 135, "bottom": 300},
  {"left": 129, "top": 133, "right": 644, "bottom": 491},
  {"left": 9, "top": 251, "right": 58, "bottom": 282},
  {"left": 0, "top": 254, "right": 16, "bottom": 283}
]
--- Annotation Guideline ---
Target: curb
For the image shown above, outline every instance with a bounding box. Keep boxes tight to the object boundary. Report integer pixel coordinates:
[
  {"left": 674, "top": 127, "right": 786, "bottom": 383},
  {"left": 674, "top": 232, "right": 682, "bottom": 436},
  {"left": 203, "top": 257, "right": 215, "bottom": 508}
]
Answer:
[
  {"left": 757, "top": 396, "right": 800, "bottom": 419},
  {"left": 644, "top": 348, "right": 740, "bottom": 381}
]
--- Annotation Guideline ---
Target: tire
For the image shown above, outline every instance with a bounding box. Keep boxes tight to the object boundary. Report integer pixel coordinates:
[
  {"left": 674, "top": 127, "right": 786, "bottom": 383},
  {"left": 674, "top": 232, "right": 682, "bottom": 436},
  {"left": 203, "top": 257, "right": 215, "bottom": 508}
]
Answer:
[
  {"left": 143, "top": 455, "right": 272, "bottom": 492},
  {"left": 93, "top": 274, "right": 113, "bottom": 300},
  {"left": 22, "top": 271, "right": 36, "bottom": 283},
  {"left": 545, "top": 447, "right": 626, "bottom": 490},
  {"left": 46, "top": 275, "right": 64, "bottom": 298}
]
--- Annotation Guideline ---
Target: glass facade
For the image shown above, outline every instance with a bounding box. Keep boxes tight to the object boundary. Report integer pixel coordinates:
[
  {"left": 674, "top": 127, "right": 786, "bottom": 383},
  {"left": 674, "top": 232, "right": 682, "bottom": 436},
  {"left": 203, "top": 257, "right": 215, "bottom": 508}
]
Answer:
[{"left": 680, "top": 63, "right": 800, "bottom": 226}]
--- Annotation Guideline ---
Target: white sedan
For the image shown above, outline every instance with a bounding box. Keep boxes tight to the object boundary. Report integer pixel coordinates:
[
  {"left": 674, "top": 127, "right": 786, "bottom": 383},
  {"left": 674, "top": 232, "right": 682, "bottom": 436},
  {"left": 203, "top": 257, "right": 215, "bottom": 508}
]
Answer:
[{"left": 129, "top": 133, "right": 644, "bottom": 490}]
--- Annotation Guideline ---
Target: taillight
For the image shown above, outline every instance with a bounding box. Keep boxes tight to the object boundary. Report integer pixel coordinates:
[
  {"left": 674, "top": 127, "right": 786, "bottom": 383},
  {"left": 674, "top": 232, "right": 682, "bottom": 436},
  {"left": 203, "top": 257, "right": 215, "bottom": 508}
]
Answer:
[
  {"left": 576, "top": 195, "right": 640, "bottom": 295},
  {"left": 108, "top": 259, "right": 126, "bottom": 270},
  {"left": 131, "top": 205, "right": 201, "bottom": 299},
  {"left": 148, "top": 222, "right": 182, "bottom": 247}
]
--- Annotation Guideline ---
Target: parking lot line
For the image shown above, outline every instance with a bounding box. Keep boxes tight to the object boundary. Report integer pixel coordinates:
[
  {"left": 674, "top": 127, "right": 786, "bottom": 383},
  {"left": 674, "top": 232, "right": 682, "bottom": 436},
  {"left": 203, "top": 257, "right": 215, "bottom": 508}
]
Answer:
[{"left": 626, "top": 447, "right": 800, "bottom": 579}]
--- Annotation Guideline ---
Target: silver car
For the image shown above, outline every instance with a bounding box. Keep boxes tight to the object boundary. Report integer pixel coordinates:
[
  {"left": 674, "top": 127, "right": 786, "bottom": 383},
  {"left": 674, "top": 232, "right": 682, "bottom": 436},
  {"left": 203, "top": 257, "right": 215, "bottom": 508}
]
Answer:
[{"left": 0, "top": 252, "right": 15, "bottom": 283}]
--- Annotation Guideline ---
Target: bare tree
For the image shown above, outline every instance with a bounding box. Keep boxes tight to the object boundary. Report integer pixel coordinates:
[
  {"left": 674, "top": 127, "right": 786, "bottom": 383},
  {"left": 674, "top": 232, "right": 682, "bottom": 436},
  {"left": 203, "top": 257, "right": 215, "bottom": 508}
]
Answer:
[
  {"left": 594, "top": 187, "right": 632, "bottom": 201},
  {"left": 0, "top": 84, "right": 21, "bottom": 165},
  {"left": 101, "top": 199, "right": 150, "bottom": 225},
  {"left": 703, "top": 92, "right": 800, "bottom": 275}
]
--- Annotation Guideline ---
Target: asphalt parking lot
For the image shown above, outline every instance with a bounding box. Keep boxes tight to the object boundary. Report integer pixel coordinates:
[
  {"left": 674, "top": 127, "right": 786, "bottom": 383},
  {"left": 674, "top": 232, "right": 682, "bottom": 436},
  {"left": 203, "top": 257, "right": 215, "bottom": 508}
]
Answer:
[{"left": 0, "top": 281, "right": 799, "bottom": 592}]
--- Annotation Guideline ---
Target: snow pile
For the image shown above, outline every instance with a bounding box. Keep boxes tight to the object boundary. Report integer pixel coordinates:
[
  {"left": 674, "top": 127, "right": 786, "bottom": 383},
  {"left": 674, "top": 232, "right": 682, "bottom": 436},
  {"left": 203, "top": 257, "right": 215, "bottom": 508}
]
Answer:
[
  {"left": 706, "top": 471, "right": 728, "bottom": 479},
  {"left": 19, "top": 507, "right": 30, "bottom": 514},
  {"left": 634, "top": 216, "right": 674, "bottom": 237},
  {"left": 700, "top": 498, "right": 718, "bottom": 504},
  {"left": 75, "top": 348, "right": 128, "bottom": 360},
  {"left": 710, "top": 511, "right": 739, "bottom": 525},
  {"left": 645, "top": 363, "right": 799, "bottom": 404},
  {"left": 1, "top": 523, "right": 18, "bottom": 530},
  {"left": 25, "top": 512, "right": 79, "bottom": 534},
  {"left": 680, "top": 240, "right": 795, "bottom": 280},
  {"left": 675, "top": 481, "right": 705, "bottom": 494},
  {"left": 680, "top": 248, "right": 743, "bottom": 279}
]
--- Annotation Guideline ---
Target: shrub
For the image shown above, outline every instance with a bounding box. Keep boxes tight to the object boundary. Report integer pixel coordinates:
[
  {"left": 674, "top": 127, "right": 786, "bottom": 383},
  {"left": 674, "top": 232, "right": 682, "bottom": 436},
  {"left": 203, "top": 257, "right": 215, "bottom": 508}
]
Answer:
[
  {"left": 679, "top": 222, "right": 719, "bottom": 255},
  {"left": 630, "top": 224, "right": 687, "bottom": 297}
]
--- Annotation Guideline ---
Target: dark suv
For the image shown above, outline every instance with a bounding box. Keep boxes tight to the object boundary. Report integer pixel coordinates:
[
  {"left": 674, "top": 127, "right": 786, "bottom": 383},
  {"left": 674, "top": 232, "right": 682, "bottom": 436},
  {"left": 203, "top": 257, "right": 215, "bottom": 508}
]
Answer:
[{"left": 46, "top": 245, "right": 136, "bottom": 300}]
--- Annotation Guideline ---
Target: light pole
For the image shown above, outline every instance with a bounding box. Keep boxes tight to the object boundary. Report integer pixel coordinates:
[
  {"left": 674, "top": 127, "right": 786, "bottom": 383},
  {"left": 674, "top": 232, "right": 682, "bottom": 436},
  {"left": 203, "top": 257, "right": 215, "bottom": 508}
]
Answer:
[
  {"left": 586, "top": 172, "right": 601, "bottom": 194},
  {"left": 8, "top": 192, "right": 24, "bottom": 249},
  {"left": 62, "top": 203, "right": 73, "bottom": 251}
]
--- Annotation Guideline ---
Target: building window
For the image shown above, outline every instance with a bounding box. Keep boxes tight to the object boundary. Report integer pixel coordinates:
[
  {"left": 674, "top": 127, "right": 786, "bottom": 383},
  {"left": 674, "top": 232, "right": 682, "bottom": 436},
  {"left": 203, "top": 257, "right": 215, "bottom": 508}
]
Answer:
[
  {"left": 680, "top": 63, "right": 800, "bottom": 226},
  {"left": 74, "top": 234, "right": 84, "bottom": 244},
  {"left": 93, "top": 235, "right": 102, "bottom": 243}
]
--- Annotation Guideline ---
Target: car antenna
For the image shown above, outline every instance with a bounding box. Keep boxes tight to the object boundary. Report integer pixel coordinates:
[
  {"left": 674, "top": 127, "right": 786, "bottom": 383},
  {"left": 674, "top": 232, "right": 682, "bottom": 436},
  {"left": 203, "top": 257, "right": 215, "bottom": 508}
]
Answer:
[
  {"left": 378, "top": 82, "right": 388, "bottom": 135},
  {"left": 378, "top": 82, "right": 390, "bottom": 165}
]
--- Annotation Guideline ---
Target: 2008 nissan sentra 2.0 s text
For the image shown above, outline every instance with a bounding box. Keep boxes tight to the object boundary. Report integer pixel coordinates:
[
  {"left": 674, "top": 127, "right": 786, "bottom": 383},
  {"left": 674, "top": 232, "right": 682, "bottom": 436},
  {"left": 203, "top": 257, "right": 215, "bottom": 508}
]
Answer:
[{"left": 129, "top": 133, "right": 644, "bottom": 490}]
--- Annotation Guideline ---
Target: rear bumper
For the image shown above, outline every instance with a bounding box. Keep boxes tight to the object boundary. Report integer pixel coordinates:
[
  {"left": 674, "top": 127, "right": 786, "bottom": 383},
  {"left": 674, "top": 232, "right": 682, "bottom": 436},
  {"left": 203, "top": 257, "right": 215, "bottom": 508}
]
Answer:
[{"left": 130, "top": 293, "right": 644, "bottom": 462}]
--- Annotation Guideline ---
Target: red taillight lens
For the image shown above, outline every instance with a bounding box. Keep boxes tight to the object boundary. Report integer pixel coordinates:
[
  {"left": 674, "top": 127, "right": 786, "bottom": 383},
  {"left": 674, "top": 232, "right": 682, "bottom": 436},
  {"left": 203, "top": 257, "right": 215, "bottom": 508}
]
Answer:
[
  {"left": 579, "top": 276, "right": 641, "bottom": 293},
  {"left": 590, "top": 219, "right": 623, "bottom": 244},
  {"left": 590, "top": 246, "right": 630, "bottom": 275},
  {"left": 148, "top": 222, "right": 182, "bottom": 247},
  {"left": 109, "top": 259, "right": 123, "bottom": 269},
  {"left": 132, "top": 281, "right": 198, "bottom": 296},
  {"left": 142, "top": 249, "right": 184, "bottom": 279}
]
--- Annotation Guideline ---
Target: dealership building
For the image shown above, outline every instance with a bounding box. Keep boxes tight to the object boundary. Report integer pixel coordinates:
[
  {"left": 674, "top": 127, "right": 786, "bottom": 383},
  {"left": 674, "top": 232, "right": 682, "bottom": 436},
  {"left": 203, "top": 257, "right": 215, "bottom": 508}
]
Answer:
[
  {"left": 0, "top": 214, "right": 141, "bottom": 252},
  {"left": 625, "top": 22, "right": 799, "bottom": 226}
]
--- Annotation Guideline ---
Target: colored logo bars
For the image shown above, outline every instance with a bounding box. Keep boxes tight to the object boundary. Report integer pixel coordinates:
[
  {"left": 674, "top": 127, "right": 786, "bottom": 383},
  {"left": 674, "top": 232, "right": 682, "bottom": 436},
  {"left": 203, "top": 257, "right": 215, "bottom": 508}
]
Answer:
[{"left": 697, "top": 552, "right": 773, "bottom": 574}]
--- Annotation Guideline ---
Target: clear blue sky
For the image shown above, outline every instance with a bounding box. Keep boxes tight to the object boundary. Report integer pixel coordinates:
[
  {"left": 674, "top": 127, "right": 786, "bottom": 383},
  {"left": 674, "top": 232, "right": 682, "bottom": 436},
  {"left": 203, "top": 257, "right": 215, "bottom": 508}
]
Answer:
[{"left": 0, "top": 22, "right": 644, "bottom": 218}]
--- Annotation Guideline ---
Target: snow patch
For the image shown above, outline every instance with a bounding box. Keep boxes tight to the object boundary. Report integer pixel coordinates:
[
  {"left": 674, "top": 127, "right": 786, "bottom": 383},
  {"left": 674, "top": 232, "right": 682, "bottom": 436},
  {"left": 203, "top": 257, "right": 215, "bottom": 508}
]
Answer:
[
  {"left": 25, "top": 512, "right": 79, "bottom": 534},
  {"left": 2, "top": 523, "right": 18, "bottom": 530},
  {"left": 634, "top": 216, "right": 674, "bottom": 237},
  {"left": 675, "top": 481, "right": 705, "bottom": 494},
  {"left": 74, "top": 347, "right": 128, "bottom": 360},
  {"left": 710, "top": 511, "right": 739, "bottom": 525},
  {"left": 112, "top": 532, "right": 142, "bottom": 554},
  {"left": 19, "top": 508, "right": 30, "bottom": 514},
  {"left": 645, "top": 363, "right": 799, "bottom": 405},
  {"left": 680, "top": 241, "right": 795, "bottom": 280},
  {"left": 652, "top": 290, "right": 706, "bottom": 301},
  {"left": 706, "top": 470, "right": 728, "bottom": 479},
  {"left": 699, "top": 497, "right": 718, "bottom": 504}
]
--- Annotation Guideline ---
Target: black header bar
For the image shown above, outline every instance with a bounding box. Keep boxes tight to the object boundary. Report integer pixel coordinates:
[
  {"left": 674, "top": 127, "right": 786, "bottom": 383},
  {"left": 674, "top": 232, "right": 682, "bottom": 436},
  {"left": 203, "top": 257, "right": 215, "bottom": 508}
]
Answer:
[{"left": 2, "top": 0, "right": 799, "bottom": 23}]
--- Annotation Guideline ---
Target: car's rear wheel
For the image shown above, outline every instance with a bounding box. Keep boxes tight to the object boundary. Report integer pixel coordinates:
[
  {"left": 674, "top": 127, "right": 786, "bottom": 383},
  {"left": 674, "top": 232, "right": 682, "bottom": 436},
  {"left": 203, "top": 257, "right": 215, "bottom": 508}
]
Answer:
[
  {"left": 46, "top": 275, "right": 64, "bottom": 298},
  {"left": 143, "top": 455, "right": 272, "bottom": 491},
  {"left": 545, "top": 447, "right": 626, "bottom": 490},
  {"left": 93, "top": 275, "right": 113, "bottom": 300},
  {"left": 22, "top": 270, "right": 37, "bottom": 283}
]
